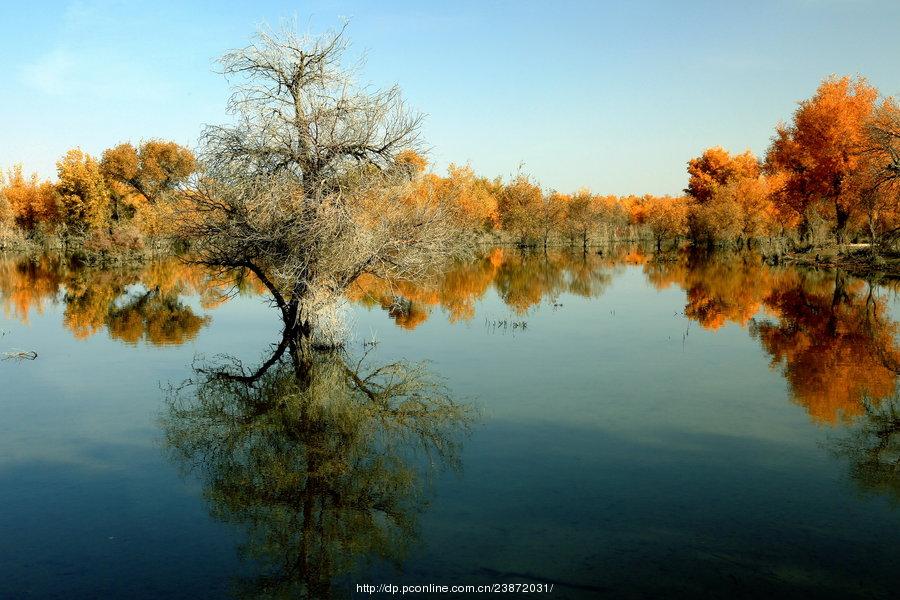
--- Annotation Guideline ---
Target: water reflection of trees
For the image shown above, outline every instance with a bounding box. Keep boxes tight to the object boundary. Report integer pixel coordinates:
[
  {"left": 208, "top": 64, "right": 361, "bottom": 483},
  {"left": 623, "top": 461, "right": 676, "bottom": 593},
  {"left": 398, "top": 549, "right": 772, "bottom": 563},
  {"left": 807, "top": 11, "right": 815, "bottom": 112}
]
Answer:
[
  {"left": 828, "top": 392, "right": 900, "bottom": 502},
  {"left": 163, "top": 332, "right": 472, "bottom": 598},
  {"left": 647, "top": 250, "right": 899, "bottom": 424},
  {"left": 5, "top": 248, "right": 897, "bottom": 429},
  {"left": 0, "top": 255, "right": 261, "bottom": 345},
  {"left": 751, "top": 270, "right": 898, "bottom": 424},
  {"left": 645, "top": 250, "right": 783, "bottom": 330},
  {"left": 348, "top": 246, "right": 638, "bottom": 328},
  {"left": 1, "top": 246, "right": 644, "bottom": 337}
]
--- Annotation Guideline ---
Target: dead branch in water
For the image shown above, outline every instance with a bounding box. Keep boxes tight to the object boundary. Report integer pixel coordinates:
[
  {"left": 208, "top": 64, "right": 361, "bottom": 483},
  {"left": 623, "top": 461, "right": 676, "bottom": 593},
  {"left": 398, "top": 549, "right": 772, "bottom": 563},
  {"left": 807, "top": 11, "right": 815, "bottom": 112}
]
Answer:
[{"left": 2, "top": 350, "right": 38, "bottom": 361}]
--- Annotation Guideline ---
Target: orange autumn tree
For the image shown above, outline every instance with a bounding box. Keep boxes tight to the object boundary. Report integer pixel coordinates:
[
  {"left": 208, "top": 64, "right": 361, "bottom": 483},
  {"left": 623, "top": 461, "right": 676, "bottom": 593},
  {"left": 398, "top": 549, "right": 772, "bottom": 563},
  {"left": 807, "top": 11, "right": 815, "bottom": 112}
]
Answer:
[
  {"left": 101, "top": 140, "right": 197, "bottom": 237},
  {"left": 621, "top": 194, "right": 654, "bottom": 239},
  {"left": 399, "top": 154, "right": 500, "bottom": 232},
  {"left": 686, "top": 146, "right": 760, "bottom": 203},
  {"left": 101, "top": 140, "right": 196, "bottom": 205},
  {"left": 734, "top": 171, "right": 786, "bottom": 241},
  {"left": 0, "top": 171, "right": 10, "bottom": 230},
  {"left": 440, "top": 164, "right": 501, "bottom": 230},
  {"left": 2, "top": 165, "right": 60, "bottom": 233},
  {"left": 684, "top": 147, "right": 779, "bottom": 245},
  {"left": 393, "top": 148, "right": 428, "bottom": 176},
  {"left": 765, "top": 75, "right": 879, "bottom": 243},
  {"left": 594, "top": 194, "right": 629, "bottom": 241},
  {"left": 851, "top": 97, "right": 900, "bottom": 247}
]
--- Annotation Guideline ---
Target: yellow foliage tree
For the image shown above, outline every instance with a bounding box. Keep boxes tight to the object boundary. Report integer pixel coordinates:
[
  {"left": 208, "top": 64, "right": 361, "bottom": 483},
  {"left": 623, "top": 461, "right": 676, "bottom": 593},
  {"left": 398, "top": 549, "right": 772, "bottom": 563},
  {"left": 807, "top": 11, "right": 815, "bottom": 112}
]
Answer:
[
  {"left": 100, "top": 140, "right": 196, "bottom": 237},
  {"left": 0, "top": 171, "right": 9, "bottom": 226},
  {"left": 645, "top": 195, "right": 689, "bottom": 249},
  {"left": 393, "top": 149, "right": 428, "bottom": 176},
  {"left": 499, "top": 173, "right": 543, "bottom": 244},
  {"left": 564, "top": 188, "right": 601, "bottom": 251},
  {"left": 55, "top": 149, "right": 111, "bottom": 235}
]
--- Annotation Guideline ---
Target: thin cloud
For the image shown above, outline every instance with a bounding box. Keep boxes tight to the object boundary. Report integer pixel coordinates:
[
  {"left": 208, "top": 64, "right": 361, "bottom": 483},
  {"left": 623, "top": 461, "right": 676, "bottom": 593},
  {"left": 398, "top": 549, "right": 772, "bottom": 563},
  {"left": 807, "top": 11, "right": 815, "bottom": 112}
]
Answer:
[
  {"left": 20, "top": 46, "right": 175, "bottom": 103},
  {"left": 20, "top": 49, "right": 76, "bottom": 95}
]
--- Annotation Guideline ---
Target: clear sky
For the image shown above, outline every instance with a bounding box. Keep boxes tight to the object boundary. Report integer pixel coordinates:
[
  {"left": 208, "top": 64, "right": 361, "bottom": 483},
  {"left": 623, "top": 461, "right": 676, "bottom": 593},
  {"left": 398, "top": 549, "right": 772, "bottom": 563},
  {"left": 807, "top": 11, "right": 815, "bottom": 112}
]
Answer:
[{"left": 2, "top": 0, "right": 899, "bottom": 195}]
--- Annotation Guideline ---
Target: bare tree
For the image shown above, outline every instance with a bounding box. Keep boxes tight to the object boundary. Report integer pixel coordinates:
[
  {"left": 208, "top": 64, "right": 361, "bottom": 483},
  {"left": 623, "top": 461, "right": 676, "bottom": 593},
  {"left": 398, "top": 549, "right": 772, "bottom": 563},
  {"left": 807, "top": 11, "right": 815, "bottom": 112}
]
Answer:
[
  {"left": 201, "top": 22, "right": 423, "bottom": 187},
  {"left": 180, "top": 22, "right": 470, "bottom": 343}
]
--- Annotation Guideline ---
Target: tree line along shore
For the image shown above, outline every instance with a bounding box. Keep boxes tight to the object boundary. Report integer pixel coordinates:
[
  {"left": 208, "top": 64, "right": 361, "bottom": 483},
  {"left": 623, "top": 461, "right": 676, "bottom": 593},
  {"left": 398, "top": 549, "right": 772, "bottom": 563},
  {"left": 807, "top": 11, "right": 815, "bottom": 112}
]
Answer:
[{"left": 1, "top": 41, "right": 897, "bottom": 276}]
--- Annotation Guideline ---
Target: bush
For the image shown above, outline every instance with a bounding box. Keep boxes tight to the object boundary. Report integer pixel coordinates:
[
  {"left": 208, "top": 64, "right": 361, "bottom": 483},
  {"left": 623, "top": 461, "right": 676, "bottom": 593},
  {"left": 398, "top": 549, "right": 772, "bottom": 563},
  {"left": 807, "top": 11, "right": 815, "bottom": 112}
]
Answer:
[{"left": 82, "top": 226, "right": 145, "bottom": 255}]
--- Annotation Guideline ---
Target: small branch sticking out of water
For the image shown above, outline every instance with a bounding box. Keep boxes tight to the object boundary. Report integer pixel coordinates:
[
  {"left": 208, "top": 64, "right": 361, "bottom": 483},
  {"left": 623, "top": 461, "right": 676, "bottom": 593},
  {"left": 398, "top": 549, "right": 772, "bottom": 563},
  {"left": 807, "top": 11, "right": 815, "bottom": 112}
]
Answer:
[
  {"left": 485, "top": 319, "right": 528, "bottom": 333},
  {"left": 2, "top": 350, "right": 38, "bottom": 361},
  {"left": 362, "top": 329, "right": 379, "bottom": 349}
]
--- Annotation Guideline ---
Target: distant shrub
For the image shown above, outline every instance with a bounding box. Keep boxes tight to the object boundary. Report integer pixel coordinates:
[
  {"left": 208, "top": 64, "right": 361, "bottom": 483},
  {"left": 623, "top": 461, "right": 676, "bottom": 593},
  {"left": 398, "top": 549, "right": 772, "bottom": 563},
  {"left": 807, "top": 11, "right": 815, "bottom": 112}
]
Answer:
[{"left": 83, "top": 226, "right": 145, "bottom": 254}]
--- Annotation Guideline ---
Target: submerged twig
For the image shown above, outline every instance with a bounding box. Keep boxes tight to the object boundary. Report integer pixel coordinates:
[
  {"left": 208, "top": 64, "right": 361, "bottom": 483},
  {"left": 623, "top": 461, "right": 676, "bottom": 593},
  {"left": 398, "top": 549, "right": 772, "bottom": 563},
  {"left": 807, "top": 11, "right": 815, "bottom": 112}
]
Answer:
[{"left": 2, "top": 350, "right": 38, "bottom": 361}]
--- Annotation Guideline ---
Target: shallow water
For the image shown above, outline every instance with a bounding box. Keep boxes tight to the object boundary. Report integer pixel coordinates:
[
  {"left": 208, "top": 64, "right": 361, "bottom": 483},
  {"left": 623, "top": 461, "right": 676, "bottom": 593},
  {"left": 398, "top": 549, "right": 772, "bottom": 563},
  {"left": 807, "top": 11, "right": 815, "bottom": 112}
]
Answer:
[{"left": 1, "top": 248, "right": 898, "bottom": 599}]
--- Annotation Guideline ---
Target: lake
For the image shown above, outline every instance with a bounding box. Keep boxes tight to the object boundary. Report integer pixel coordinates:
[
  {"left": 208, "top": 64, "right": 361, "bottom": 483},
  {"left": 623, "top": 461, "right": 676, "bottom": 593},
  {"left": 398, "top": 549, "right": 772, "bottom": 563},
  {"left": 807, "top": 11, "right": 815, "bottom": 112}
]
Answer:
[{"left": 1, "top": 247, "right": 898, "bottom": 599}]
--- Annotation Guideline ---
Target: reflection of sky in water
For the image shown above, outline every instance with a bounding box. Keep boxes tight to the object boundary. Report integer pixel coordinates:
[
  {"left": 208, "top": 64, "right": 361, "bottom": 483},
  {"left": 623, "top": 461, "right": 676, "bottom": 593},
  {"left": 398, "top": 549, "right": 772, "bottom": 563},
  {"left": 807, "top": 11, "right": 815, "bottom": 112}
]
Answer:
[{"left": 1, "top": 253, "right": 898, "bottom": 598}]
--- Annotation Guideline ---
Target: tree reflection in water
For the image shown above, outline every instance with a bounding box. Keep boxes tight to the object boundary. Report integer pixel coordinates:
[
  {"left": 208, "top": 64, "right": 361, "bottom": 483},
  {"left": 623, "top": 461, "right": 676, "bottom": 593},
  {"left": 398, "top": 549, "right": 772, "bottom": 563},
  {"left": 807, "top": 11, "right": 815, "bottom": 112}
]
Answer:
[
  {"left": 4, "top": 247, "right": 898, "bottom": 522},
  {"left": 0, "top": 254, "right": 259, "bottom": 344},
  {"left": 828, "top": 392, "right": 900, "bottom": 502},
  {"left": 646, "top": 250, "right": 899, "bottom": 425},
  {"left": 347, "top": 246, "right": 627, "bottom": 328},
  {"left": 162, "top": 329, "right": 474, "bottom": 598},
  {"left": 751, "top": 270, "right": 899, "bottom": 424},
  {"left": 4, "top": 248, "right": 896, "bottom": 427}
]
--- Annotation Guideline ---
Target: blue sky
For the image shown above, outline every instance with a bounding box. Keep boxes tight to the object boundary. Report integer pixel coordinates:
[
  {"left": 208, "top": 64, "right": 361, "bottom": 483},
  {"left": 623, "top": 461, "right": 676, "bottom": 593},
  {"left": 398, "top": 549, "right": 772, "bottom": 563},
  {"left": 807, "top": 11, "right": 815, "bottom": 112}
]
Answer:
[{"left": 2, "top": 0, "right": 899, "bottom": 195}]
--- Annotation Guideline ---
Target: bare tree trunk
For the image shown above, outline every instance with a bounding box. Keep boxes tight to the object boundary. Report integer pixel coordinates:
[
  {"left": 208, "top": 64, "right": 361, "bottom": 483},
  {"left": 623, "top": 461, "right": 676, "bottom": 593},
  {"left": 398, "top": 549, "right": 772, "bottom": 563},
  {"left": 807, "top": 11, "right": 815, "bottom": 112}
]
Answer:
[
  {"left": 868, "top": 211, "right": 879, "bottom": 253},
  {"left": 835, "top": 204, "right": 850, "bottom": 245}
]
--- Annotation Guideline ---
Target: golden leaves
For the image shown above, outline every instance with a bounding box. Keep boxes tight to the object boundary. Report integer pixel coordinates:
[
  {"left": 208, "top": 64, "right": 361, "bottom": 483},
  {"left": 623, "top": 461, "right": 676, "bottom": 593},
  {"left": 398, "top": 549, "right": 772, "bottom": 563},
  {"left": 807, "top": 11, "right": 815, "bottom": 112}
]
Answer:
[{"left": 1, "top": 165, "right": 59, "bottom": 231}]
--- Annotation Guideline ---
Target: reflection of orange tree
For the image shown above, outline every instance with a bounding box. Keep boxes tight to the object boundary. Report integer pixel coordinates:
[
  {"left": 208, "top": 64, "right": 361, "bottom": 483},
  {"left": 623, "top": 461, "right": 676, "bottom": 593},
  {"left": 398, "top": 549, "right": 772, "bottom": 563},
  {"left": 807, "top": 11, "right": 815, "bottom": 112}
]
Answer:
[
  {"left": 751, "top": 270, "right": 899, "bottom": 424},
  {"left": 62, "top": 267, "right": 139, "bottom": 339},
  {"left": 61, "top": 261, "right": 217, "bottom": 345},
  {"left": 645, "top": 250, "right": 785, "bottom": 330},
  {"left": 0, "top": 255, "right": 250, "bottom": 345},
  {"left": 348, "top": 249, "right": 503, "bottom": 328},
  {"left": 348, "top": 275, "right": 441, "bottom": 330},
  {"left": 105, "top": 290, "right": 210, "bottom": 345},
  {"left": 348, "top": 247, "right": 625, "bottom": 328},
  {"left": 644, "top": 253, "right": 898, "bottom": 424},
  {"left": 0, "top": 255, "right": 65, "bottom": 322},
  {"left": 493, "top": 251, "right": 567, "bottom": 314},
  {"left": 497, "top": 249, "right": 621, "bottom": 313}
]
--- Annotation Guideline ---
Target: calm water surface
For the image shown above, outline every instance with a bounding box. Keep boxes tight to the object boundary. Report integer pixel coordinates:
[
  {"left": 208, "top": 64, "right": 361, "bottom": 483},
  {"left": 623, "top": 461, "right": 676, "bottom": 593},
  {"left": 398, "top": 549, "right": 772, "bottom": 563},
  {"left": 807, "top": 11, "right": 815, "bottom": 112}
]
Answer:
[{"left": 1, "top": 247, "right": 898, "bottom": 599}]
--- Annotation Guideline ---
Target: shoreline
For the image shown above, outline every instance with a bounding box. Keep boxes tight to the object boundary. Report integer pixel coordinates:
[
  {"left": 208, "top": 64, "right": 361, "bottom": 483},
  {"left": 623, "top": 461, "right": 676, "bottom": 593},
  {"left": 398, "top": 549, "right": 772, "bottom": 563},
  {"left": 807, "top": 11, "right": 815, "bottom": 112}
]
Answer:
[
  {"left": 4, "top": 237, "right": 899, "bottom": 279},
  {"left": 781, "top": 251, "right": 900, "bottom": 280}
]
